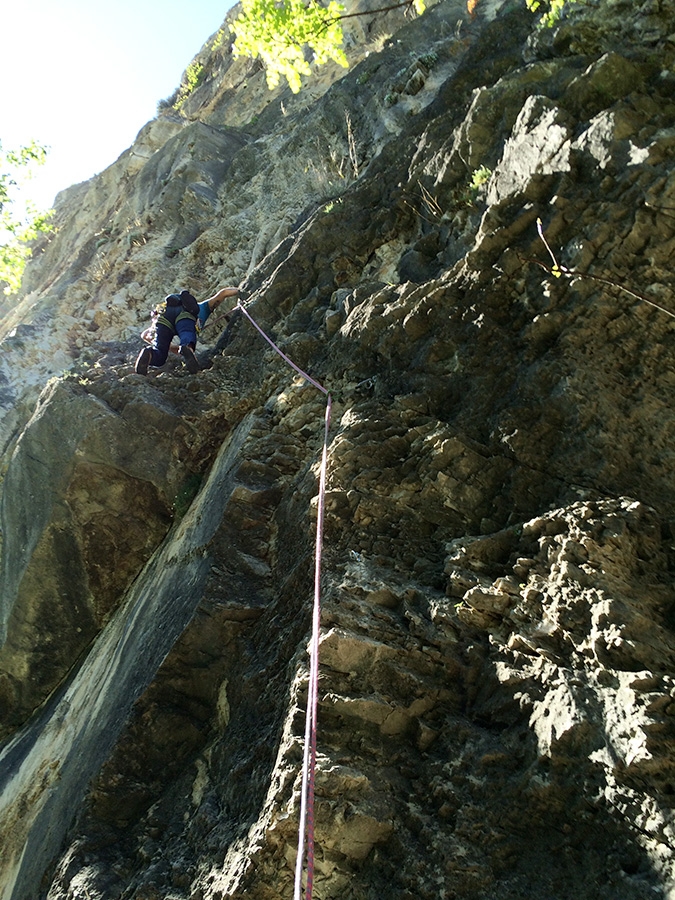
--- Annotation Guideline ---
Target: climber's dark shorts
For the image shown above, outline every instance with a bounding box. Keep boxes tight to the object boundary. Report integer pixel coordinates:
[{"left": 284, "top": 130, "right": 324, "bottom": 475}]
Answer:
[{"left": 149, "top": 306, "right": 197, "bottom": 367}]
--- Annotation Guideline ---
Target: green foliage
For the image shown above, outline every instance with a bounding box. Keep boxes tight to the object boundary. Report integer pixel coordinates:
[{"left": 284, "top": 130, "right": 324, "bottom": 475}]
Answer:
[
  {"left": 173, "top": 61, "right": 206, "bottom": 109},
  {"left": 231, "top": 0, "right": 425, "bottom": 93},
  {"left": 526, "top": 0, "right": 578, "bottom": 27},
  {"left": 185, "top": 61, "right": 205, "bottom": 93},
  {"left": 173, "top": 473, "right": 203, "bottom": 519},
  {"left": 470, "top": 165, "right": 492, "bottom": 189},
  {"left": 323, "top": 197, "right": 343, "bottom": 214},
  {"left": 0, "top": 140, "right": 54, "bottom": 295},
  {"left": 231, "top": 0, "right": 349, "bottom": 93},
  {"left": 157, "top": 88, "right": 180, "bottom": 112},
  {"left": 418, "top": 51, "right": 438, "bottom": 69},
  {"left": 452, "top": 165, "right": 493, "bottom": 208}
]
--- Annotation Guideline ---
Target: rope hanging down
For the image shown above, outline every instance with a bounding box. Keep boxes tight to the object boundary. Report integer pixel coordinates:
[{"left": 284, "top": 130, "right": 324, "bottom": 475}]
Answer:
[{"left": 236, "top": 300, "right": 331, "bottom": 900}]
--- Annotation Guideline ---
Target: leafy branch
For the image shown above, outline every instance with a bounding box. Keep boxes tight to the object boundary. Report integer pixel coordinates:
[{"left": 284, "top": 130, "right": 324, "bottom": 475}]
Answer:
[
  {"left": 522, "top": 218, "right": 675, "bottom": 321},
  {"left": 0, "top": 140, "right": 54, "bottom": 296},
  {"left": 231, "top": 0, "right": 425, "bottom": 93},
  {"left": 173, "top": 61, "right": 205, "bottom": 110},
  {"left": 525, "top": 0, "right": 579, "bottom": 27}
]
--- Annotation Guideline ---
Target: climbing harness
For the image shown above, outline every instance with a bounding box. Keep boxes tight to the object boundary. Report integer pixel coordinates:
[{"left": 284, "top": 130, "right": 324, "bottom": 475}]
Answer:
[{"left": 236, "top": 300, "right": 331, "bottom": 900}]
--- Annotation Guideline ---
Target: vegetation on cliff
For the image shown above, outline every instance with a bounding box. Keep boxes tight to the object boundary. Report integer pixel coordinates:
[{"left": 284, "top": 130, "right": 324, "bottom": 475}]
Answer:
[
  {"left": 0, "top": 141, "right": 52, "bottom": 295},
  {"left": 230, "top": 0, "right": 426, "bottom": 91}
]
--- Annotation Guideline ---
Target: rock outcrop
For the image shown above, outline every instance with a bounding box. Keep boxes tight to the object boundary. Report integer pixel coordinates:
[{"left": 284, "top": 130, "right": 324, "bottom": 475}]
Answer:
[{"left": 2, "top": 0, "right": 675, "bottom": 898}]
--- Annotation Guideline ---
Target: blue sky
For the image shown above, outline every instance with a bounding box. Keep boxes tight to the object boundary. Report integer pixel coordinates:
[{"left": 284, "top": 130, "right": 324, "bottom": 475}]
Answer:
[{"left": 2, "top": 0, "right": 233, "bottom": 211}]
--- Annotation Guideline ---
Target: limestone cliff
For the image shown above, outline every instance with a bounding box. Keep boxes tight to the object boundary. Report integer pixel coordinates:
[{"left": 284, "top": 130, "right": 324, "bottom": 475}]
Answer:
[{"left": 2, "top": 0, "right": 675, "bottom": 898}]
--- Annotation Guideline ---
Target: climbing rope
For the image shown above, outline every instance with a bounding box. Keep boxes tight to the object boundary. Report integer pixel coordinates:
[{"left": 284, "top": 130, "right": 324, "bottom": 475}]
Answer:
[{"left": 236, "top": 300, "right": 330, "bottom": 900}]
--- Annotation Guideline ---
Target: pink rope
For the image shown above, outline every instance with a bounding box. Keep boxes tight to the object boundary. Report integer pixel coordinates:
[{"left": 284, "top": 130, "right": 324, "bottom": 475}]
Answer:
[
  {"left": 237, "top": 302, "right": 329, "bottom": 395},
  {"left": 304, "top": 395, "right": 331, "bottom": 899},
  {"left": 235, "top": 301, "right": 329, "bottom": 900}
]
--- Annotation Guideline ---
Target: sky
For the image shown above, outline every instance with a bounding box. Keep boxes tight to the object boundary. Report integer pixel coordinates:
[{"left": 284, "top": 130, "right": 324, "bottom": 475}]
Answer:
[{"left": 2, "top": 0, "right": 234, "bottom": 212}]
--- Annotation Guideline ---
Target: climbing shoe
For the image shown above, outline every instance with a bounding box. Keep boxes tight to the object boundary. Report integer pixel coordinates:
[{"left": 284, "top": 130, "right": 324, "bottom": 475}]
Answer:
[
  {"left": 179, "top": 345, "right": 200, "bottom": 374},
  {"left": 135, "top": 346, "right": 152, "bottom": 375}
]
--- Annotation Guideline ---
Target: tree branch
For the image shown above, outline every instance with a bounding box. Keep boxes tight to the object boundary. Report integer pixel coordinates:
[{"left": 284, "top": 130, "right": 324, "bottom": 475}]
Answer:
[{"left": 316, "top": 0, "right": 417, "bottom": 35}]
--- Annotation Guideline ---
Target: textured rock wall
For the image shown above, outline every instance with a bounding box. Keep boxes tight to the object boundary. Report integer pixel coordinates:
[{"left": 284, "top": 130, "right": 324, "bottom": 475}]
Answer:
[{"left": 2, "top": 0, "right": 675, "bottom": 898}]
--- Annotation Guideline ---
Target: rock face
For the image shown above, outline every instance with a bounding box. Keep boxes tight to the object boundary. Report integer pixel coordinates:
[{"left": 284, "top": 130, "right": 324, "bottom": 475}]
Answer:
[{"left": 2, "top": 0, "right": 675, "bottom": 898}]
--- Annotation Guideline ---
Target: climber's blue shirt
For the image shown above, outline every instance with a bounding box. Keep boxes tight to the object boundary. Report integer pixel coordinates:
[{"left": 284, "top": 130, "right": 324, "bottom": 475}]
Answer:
[{"left": 197, "top": 300, "right": 212, "bottom": 333}]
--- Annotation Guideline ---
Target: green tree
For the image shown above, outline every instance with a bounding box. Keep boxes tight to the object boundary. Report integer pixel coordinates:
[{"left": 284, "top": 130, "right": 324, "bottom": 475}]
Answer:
[
  {"left": 0, "top": 140, "right": 53, "bottom": 296},
  {"left": 525, "top": 0, "right": 578, "bottom": 26},
  {"left": 230, "top": 0, "right": 425, "bottom": 93},
  {"left": 173, "top": 61, "right": 206, "bottom": 109}
]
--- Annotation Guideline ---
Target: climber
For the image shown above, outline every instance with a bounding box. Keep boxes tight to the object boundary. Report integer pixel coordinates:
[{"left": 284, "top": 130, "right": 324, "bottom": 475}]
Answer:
[{"left": 135, "top": 286, "right": 239, "bottom": 375}]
